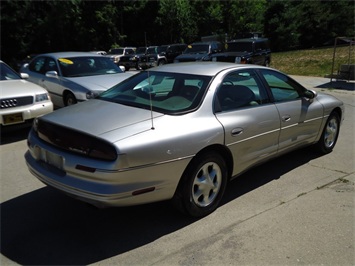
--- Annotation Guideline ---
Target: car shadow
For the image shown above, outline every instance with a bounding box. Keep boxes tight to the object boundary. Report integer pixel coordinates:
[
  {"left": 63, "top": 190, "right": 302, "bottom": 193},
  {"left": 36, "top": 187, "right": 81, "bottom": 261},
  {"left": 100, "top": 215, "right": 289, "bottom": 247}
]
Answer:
[
  {"left": 0, "top": 146, "right": 322, "bottom": 265},
  {"left": 0, "top": 125, "right": 31, "bottom": 145},
  {"left": 221, "top": 146, "right": 321, "bottom": 204},
  {"left": 316, "top": 80, "right": 355, "bottom": 91}
]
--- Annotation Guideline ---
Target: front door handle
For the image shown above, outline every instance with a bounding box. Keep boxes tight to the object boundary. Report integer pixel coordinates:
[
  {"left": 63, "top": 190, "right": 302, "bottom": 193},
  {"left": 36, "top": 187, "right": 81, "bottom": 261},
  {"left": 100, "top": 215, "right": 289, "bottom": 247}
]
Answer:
[{"left": 231, "top": 127, "right": 243, "bottom": 136}]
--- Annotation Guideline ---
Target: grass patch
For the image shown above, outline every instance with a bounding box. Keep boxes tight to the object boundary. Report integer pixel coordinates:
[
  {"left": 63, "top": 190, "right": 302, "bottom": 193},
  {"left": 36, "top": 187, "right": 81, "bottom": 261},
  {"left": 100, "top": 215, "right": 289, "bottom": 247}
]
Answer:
[{"left": 270, "top": 45, "right": 355, "bottom": 77}]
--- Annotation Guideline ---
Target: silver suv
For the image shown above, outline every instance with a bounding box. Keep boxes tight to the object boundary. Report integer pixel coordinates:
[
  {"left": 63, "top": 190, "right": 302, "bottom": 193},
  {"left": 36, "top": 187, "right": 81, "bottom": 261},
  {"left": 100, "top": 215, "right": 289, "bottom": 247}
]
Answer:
[{"left": 106, "top": 47, "right": 136, "bottom": 64}]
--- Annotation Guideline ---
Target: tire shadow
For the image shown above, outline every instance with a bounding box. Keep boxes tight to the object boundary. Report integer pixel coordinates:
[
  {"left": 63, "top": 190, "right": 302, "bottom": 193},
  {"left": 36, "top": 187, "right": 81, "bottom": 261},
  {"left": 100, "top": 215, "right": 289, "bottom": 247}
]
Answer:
[{"left": 0, "top": 124, "right": 31, "bottom": 145}]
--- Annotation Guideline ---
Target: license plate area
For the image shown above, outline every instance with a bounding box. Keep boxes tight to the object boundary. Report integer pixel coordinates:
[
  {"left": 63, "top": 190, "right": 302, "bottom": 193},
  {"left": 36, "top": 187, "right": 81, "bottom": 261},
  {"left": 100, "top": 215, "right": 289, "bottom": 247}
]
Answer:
[
  {"left": 3, "top": 113, "right": 24, "bottom": 125},
  {"left": 36, "top": 147, "right": 64, "bottom": 171}
]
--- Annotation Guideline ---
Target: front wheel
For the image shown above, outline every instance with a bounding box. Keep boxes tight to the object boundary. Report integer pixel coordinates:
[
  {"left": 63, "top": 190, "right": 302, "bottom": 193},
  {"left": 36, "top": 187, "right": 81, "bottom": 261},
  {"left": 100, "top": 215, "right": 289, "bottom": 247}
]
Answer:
[
  {"left": 64, "top": 92, "right": 77, "bottom": 106},
  {"left": 173, "top": 152, "right": 228, "bottom": 217},
  {"left": 316, "top": 112, "right": 340, "bottom": 154}
]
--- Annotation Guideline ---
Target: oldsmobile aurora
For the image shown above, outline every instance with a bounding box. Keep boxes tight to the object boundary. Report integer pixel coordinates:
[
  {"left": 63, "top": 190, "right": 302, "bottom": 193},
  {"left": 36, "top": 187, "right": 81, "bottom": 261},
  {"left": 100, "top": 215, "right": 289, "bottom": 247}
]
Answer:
[{"left": 25, "top": 62, "right": 344, "bottom": 217}]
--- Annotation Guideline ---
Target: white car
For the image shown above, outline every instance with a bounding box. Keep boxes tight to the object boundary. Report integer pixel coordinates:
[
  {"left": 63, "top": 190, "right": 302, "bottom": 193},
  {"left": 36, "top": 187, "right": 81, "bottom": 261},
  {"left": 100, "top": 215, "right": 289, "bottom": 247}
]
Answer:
[
  {"left": 20, "top": 52, "right": 133, "bottom": 108},
  {"left": 0, "top": 60, "right": 53, "bottom": 127}
]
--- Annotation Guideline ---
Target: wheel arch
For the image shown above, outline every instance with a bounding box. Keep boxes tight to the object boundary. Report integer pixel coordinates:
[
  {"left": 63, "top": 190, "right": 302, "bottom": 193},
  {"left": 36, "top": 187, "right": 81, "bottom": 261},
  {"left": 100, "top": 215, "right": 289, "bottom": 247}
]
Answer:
[
  {"left": 172, "top": 143, "right": 233, "bottom": 217},
  {"left": 332, "top": 107, "right": 343, "bottom": 121},
  {"left": 62, "top": 89, "right": 77, "bottom": 105},
  {"left": 184, "top": 144, "right": 234, "bottom": 182}
]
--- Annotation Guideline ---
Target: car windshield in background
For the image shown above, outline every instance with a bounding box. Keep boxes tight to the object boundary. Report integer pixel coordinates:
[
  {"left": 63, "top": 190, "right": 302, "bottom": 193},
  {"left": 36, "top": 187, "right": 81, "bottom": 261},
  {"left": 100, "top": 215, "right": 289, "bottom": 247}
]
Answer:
[
  {"left": 136, "top": 47, "right": 147, "bottom": 53},
  {"left": 0, "top": 62, "right": 21, "bottom": 80},
  {"left": 58, "top": 56, "right": 123, "bottom": 77},
  {"left": 147, "top": 47, "right": 158, "bottom": 54},
  {"left": 226, "top": 42, "right": 252, "bottom": 52},
  {"left": 184, "top": 44, "right": 209, "bottom": 54},
  {"left": 158, "top": 46, "right": 168, "bottom": 53},
  {"left": 98, "top": 71, "right": 212, "bottom": 114}
]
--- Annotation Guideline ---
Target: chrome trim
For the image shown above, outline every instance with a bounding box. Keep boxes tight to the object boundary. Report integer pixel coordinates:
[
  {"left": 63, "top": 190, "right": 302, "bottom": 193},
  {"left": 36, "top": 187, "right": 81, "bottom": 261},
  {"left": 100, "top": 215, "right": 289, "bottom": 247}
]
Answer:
[{"left": 227, "top": 128, "right": 280, "bottom": 146}]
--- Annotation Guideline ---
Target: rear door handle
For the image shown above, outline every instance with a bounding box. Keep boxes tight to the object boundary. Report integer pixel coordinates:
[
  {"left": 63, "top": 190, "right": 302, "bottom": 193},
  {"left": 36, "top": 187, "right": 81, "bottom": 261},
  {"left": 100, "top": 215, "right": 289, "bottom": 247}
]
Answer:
[{"left": 282, "top": 115, "right": 291, "bottom": 122}]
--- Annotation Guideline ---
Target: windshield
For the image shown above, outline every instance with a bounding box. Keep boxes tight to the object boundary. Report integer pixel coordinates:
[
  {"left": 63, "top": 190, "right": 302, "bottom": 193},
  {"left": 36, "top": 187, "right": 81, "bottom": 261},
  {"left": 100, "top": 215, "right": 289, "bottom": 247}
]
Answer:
[
  {"left": 136, "top": 47, "right": 147, "bottom": 54},
  {"left": 158, "top": 46, "right": 168, "bottom": 54},
  {"left": 226, "top": 42, "right": 252, "bottom": 52},
  {"left": 0, "top": 62, "right": 21, "bottom": 80},
  {"left": 146, "top": 47, "right": 158, "bottom": 54},
  {"left": 183, "top": 44, "right": 209, "bottom": 54},
  {"left": 98, "top": 71, "right": 212, "bottom": 114},
  {"left": 58, "top": 56, "right": 123, "bottom": 77}
]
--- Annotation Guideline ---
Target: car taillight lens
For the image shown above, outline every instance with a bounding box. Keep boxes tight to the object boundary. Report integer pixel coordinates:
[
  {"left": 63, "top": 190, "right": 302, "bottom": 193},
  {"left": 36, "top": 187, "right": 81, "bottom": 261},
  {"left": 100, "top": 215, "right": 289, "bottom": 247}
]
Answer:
[{"left": 36, "top": 119, "right": 117, "bottom": 161}]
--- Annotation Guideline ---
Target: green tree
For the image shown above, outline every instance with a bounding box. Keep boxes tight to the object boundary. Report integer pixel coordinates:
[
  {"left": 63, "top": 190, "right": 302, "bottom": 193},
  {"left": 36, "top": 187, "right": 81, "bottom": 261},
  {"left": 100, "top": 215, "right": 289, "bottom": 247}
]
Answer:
[
  {"left": 223, "top": 0, "right": 267, "bottom": 39},
  {"left": 296, "top": 0, "right": 354, "bottom": 48},
  {"left": 157, "top": 0, "right": 198, "bottom": 44},
  {"left": 264, "top": 1, "right": 300, "bottom": 51}
]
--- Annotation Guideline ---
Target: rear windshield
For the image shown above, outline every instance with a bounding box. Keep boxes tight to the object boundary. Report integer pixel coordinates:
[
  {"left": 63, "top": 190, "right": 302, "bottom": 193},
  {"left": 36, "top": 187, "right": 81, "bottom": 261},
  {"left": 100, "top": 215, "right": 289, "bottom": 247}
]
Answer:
[{"left": 98, "top": 71, "right": 212, "bottom": 114}]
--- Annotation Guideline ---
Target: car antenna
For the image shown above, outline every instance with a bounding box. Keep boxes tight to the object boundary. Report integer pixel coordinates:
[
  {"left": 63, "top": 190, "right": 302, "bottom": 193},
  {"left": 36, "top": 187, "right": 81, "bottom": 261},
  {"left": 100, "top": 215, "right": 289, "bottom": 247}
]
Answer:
[
  {"left": 145, "top": 32, "right": 155, "bottom": 130},
  {"left": 147, "top": 70, "right": 155, "bottom": 130}
]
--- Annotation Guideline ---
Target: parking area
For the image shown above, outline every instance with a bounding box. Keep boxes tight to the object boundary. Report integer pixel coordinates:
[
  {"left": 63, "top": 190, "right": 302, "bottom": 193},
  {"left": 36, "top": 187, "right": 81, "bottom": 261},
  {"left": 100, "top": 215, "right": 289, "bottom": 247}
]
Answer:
[{"left": 1, "top": 76, "right": 354, "bottom": 265}]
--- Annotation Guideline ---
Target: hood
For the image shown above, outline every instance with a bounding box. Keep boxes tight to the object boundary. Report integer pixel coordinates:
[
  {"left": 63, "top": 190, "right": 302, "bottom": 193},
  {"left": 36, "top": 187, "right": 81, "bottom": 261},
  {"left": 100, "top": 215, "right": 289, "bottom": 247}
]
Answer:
[
  {"left": 40, "top": 99, "right": 164, "bottom": 142},
  {"left": 211, "top": 52, "right": 252, "bottom": 63},
  {"left": 0, "top": 79, "right": 48, "bottom": 98},
  {"left": 66, "top": 72, "right": 134, "bottom": 92}
]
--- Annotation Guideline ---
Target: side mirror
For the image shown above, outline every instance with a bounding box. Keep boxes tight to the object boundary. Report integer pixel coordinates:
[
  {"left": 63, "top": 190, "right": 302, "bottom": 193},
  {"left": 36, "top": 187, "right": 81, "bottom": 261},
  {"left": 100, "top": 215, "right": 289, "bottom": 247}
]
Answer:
[
  {"left": 45, "top": 71, "right": 58, "bottom": 78},
  {"left": 304, "top": 89, "right": 317, "bottom": 100},
  {"left": 119, "top": 66, "right": 126, "bottom": 72},
  {"left": 20, "top": 73, "right": 29, "bottom": 79}
]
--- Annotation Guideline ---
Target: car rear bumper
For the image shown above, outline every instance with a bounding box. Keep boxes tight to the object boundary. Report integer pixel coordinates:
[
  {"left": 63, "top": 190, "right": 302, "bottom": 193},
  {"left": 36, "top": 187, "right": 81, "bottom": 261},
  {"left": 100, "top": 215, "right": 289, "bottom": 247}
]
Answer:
[{"left": 24, "top": 131, "right": 189, "bottom": 207}]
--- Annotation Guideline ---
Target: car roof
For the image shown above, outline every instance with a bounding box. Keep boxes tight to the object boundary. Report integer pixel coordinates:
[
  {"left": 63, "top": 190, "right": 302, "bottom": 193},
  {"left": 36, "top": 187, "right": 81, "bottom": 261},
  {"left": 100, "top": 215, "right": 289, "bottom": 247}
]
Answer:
[
  {"left": 229, "top": 38, "right": 269, "bottom": 43},
  {"left": 150, "top": 62, "right": 261, "bottom": 76},
  {"left": 34, "top": 52, "right": 104, "bottom": 59},
  {"left": 191, "top": 41, "right": 221, "bottom": 45}
]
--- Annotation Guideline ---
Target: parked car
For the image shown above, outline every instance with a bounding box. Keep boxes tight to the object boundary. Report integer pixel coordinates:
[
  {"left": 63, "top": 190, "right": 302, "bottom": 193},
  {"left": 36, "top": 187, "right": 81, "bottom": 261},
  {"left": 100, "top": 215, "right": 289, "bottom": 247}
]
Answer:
[
  {"left": 174, "top": 41, "right": 223, "bottom": 62},
  {"left": 20, "top": 52, "right": 133, "bottom": 107},
  {"left": 0, "top": 60, "right": 53, "bottom": 127},
  {"left": 106, "top": 47, "right": 136, "bottom": 64},
  {"left": 25, "top": 62, "right": 344, "bottom": 217},
  {"left": 144, "top": 43, "right": 187, "bottom": 68},
  {"left": 211, "top": 38, "right": 271, "bottom": 66},
  {"left": 119, "top": 46, "right": 148, "bottom": 71},
  {"left": 138, "top": 46, "right": 158, "bottom": 69}
]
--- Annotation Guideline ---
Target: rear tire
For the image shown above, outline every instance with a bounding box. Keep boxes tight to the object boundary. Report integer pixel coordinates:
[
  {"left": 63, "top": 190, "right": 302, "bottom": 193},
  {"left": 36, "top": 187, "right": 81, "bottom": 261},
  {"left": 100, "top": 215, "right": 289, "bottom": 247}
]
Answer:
[
  {"left": 173, "top": 152, "right": 228, "bottom": 217},
  {"left": 316, "top": 112, "right": 340, "bottom": 154}
]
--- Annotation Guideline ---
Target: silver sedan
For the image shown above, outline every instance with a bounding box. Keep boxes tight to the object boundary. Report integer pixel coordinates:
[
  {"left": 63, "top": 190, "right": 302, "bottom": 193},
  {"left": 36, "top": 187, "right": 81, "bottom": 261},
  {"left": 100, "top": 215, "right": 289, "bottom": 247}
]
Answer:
[
  {"left": 25, "top": 62, "right": 344, "bottom": 217},
  {"left": 20, "top": 52, "right": 133, "bottom": 108}
]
